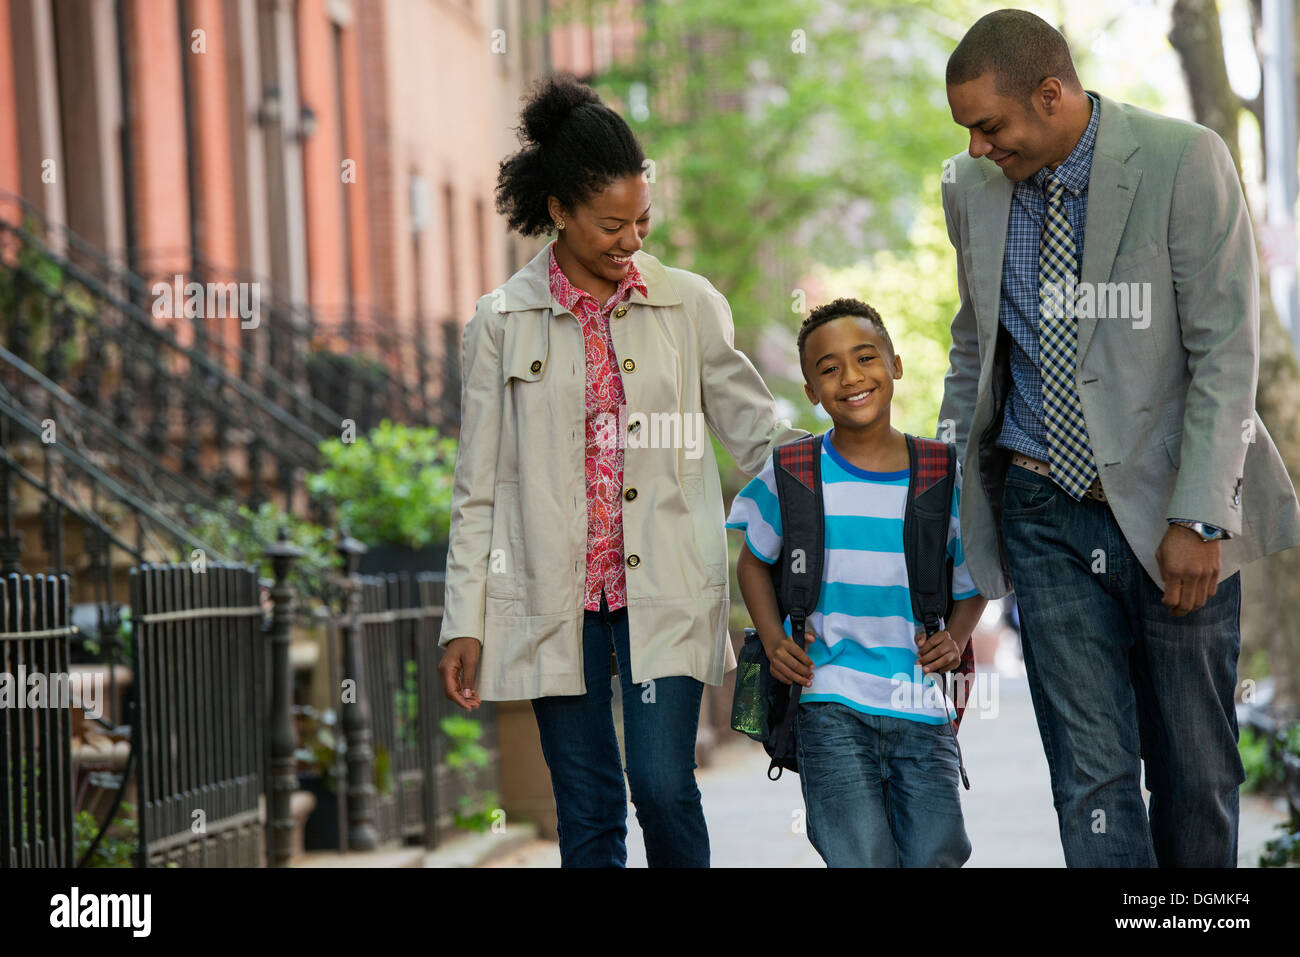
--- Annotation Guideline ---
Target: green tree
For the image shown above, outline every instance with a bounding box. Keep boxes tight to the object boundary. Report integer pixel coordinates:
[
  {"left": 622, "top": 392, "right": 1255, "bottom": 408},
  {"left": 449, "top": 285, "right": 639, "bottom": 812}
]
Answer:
[
  {"left": 583, "top": 0, "right": 980, "bottom": 350},
  {"left": 1168, "top": 0, "right": 1300, "bottom": 709},
  {"left": 811, "top": 184, "right": 959, "bottom": 436}
]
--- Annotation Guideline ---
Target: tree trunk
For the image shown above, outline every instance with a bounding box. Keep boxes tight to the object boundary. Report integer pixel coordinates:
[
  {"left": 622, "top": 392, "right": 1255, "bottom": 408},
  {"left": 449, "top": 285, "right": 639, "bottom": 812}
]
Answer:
[
  {"left": 1170, "top": 0, "right": 1300, "bottom": 713},
  {"left": 1170, "top": 0, "right": 1243, "bottom": 171}
]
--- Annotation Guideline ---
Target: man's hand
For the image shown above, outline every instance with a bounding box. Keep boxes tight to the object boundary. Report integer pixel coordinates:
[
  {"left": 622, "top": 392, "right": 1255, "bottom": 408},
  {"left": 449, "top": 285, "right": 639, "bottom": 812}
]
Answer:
[
  {"left": 1156, "top": 524, "right": 1221, "bottom": 616},
  {"left": 916, "top": 629, "right": 966, "bottom": 674},
  {"left": 438, "top": 637, "right": 482, "bottom": 710},
  {"left": 761, "top": 629, "right": 815, "bottom": 688}
]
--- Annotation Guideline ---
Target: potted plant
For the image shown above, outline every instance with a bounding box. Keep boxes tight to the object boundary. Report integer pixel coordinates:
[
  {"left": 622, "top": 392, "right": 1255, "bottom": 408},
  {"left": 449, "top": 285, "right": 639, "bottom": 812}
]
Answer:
[
  {"left": 307, "top": 420, "right": 457, "bottom": 575},
  {"left": 294, "top": 704, "right": 399, "bottom": 852},
  {"left": 294, "top": 705, "right": 346, "bottom": 851}
]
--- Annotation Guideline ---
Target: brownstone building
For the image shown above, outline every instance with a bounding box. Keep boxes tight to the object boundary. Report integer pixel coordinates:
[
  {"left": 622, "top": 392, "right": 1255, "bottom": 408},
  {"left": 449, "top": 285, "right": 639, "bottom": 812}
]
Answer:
[
  {"left": 0, "top": 0, "right": 650, "bottom": 851},
  {"left": 0, "top": 0, "right": 638, "bottom": 379}
]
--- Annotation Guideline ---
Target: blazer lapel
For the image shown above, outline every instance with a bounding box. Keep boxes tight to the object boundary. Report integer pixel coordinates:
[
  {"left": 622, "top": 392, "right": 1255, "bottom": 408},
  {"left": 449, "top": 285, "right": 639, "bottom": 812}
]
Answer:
[
  {"left": 1078, "top": 96, "right": 1142, "bottom": 363},
  {"left": 966, "top": 168, "right": 1013, "bottom": 341}
]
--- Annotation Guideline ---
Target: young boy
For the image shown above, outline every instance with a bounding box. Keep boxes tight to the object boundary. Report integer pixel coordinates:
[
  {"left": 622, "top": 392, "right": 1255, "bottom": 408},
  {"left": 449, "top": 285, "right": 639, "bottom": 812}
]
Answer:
[{"left": 726, "top": 298, "right": 987, "bottom": 868}]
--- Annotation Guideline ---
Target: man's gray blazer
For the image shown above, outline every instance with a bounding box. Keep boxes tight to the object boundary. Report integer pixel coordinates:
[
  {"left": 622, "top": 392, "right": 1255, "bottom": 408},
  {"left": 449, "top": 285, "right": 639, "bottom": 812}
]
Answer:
[{"left": 938, "top": 93, "right": 1300, "bottom": 599}]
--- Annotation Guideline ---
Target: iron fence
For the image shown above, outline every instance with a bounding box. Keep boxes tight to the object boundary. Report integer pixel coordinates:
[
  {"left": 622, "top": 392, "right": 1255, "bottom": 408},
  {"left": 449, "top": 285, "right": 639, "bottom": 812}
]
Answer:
[
  {"left": 130, "top": 562, "right": 267, "bottom": 867},
  {"left": 321, "top": 568, "right": 497, "bottom": 853},
  {"left": 0, "top": 571, "right": 76, "bottom": 867}
]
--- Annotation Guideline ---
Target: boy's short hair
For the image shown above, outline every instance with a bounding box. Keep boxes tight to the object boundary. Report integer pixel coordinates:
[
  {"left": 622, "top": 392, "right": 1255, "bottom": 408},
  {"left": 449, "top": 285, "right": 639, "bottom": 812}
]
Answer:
[{"left": 797, "top": 298, "right": 894, "bottom": 376}]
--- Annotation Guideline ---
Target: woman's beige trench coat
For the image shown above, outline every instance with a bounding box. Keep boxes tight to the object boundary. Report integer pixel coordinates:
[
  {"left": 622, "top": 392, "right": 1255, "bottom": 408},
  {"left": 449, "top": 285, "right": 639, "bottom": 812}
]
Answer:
[{"left": 439, "top": 242, "right": 803, "bottom": 700}]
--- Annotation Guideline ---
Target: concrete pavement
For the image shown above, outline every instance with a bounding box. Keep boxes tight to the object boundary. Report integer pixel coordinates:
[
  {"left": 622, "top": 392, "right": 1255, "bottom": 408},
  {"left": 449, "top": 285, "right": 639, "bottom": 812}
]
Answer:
[{"left": 482, "top": 670, "right": 1288, "bottom": 868}]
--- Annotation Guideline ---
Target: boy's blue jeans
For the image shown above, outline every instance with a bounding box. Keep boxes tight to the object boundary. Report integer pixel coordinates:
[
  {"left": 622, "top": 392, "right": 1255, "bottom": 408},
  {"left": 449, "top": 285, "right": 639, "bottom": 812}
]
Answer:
[
  {"left": 530, "top": 600, "right": 710, "bottom": 867},
  {"left": 1000, "top": 463, "right": 1245, "bottom": 867},
  {"left": 796, "top": 701, "right": 972, "bottom": 867}
]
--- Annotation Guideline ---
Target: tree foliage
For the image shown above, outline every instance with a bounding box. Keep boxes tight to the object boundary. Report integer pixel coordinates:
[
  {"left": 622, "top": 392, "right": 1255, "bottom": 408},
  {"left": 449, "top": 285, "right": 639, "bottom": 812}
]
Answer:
[{"left": 588, "top": 0, "right": 979, "bottom": 350}]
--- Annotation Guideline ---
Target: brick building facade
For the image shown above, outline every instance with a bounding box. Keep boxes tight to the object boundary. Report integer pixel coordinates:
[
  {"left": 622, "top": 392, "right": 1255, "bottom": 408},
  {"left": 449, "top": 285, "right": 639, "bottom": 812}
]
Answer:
[{"left": 0, "top": 0, "right": 637, "bottom": 366}]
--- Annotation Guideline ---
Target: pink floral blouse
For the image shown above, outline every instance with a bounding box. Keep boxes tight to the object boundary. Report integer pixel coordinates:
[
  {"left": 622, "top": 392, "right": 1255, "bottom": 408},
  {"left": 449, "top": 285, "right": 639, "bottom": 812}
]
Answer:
[{"left": 548, "top": 242, "right": 648, "bottom": 612}]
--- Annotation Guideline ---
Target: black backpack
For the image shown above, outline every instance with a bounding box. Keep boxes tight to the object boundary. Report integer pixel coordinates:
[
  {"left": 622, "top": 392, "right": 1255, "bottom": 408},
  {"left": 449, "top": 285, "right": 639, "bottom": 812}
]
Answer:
[{"left": 729, "top": 433, "right": 973, "bottom": 785}]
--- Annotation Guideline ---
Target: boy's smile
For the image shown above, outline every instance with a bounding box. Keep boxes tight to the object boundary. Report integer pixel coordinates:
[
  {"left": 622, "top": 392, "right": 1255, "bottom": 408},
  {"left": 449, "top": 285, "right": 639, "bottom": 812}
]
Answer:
[{"left": 802, "top": 316, "right": 902, "bottom": 432}]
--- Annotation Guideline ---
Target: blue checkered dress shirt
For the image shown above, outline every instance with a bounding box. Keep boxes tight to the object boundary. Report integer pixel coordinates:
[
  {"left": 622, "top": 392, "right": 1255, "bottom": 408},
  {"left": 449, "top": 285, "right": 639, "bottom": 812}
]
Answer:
[{"left": 995, "top": 93, "right": 1100, "bottom": 462}]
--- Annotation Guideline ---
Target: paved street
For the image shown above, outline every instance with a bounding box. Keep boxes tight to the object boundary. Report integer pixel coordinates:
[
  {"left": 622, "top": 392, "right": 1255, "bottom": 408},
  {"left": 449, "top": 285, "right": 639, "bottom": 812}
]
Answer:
[{"left": 485, "top": 669, "right": 1288, "bottom": 868}]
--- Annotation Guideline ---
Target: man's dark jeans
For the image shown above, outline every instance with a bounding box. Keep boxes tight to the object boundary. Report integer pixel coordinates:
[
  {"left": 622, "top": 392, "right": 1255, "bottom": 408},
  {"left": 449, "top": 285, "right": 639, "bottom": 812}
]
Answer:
[
  {"left": 530, "top": 601, "right": 709, "bottom": 867},
  {"left": 1001, "top": 464, "right": 1245, "bottom": 867}
]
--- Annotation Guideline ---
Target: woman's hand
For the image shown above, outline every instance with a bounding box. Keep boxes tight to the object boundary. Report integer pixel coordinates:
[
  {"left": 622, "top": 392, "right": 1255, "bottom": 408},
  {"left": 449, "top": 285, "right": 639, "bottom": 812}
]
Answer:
[{"left": 439, "top": 637, "right": 483, "bottom": 710}]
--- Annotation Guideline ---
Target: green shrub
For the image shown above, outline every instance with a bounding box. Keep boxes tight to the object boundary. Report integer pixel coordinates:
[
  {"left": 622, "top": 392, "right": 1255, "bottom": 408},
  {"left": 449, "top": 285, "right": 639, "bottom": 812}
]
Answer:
[
  {"left": 1240, "top": 726, "right": 1284, "bottom": 793},
  {"left": 182, "top": 500, "right": 340, "bottom": 601},
  {"left": 74, "top": 802, "right": 138, "bottom": 867},
  {"left": 440, "top": 714, "right": 499, "bottom": 832},
  {"left": 1260, "top": 822, "right": 1300, "bottom": 868},
  {"left": 308, "top": 420, "right": 457, "bottom": 549}
]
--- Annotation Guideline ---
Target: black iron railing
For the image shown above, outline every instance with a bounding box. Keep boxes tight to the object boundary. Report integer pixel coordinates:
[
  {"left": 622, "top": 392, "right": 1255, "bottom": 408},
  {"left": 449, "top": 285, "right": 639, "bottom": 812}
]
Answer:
[
  {"left": 321, "top": 568, "right": 495, "bottom": 853},
  {"left": 188, "top": 245, "right": 462, "bottom": 436},
  {"left": 0, "top": 571, "right": 76, "bottom": 867},
  {"left": 0, "top": 202, "right": 338, "bottom": 514},
  {"left": 0, "top": 188, "right": 475, "bottom": 868},
  {"left": 130, "top": 562, "right": 268, "bottom": 868}
]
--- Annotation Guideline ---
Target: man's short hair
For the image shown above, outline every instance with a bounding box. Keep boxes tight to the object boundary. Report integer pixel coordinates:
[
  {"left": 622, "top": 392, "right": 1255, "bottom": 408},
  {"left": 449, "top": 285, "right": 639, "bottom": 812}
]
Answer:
[{"left": 946, "top": 9, "right": 1080, "bottom": 105}]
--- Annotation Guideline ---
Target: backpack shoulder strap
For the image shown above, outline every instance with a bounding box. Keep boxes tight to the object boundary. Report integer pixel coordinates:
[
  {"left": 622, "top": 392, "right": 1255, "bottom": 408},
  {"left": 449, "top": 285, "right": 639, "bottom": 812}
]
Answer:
[
  {"left": 771, "top": 434, "right": 824, "bottom": 636},
  {"left": 904, "top": 435, "right": 977, "bottom": 732},
  {"left": 903, "top": 435, "right": 956, "bottom": 636}
]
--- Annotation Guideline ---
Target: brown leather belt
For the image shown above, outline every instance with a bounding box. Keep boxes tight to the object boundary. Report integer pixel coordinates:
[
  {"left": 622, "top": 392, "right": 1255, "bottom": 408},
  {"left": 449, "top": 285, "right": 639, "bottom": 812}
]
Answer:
[{"left": 1009, "top": 452, "right": 1108, "bottom": 503}]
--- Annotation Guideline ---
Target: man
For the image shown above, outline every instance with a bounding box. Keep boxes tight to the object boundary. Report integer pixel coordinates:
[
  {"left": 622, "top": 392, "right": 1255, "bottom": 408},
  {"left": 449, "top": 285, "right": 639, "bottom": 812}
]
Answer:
[{"left": 937, "top": 8, "right": 1300, "bottom": 867}]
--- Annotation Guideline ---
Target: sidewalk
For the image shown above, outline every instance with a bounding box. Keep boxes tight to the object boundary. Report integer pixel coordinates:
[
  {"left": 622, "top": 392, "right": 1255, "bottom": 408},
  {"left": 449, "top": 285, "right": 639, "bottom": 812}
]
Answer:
[{"left": 483, "top": 672, "right": 1288, "bottom": 868}]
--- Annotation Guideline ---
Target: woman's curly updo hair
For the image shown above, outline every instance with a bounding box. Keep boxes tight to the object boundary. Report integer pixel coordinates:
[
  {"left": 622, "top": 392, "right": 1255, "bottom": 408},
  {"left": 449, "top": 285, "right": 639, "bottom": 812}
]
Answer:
[{"left": 495, "top": 74, "right": 647, "bottom": 238}]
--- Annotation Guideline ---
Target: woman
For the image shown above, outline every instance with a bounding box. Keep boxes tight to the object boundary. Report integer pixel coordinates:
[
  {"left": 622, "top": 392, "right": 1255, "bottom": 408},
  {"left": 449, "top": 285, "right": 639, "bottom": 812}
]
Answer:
[{"left": 437, "top": 75, "right": 801, "bottom": 868}]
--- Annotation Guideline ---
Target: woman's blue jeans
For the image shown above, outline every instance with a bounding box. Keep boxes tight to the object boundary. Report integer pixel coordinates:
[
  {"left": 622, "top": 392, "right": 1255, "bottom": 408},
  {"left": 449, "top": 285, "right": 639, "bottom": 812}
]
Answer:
[
  {"left": 530, "top": 600, "right": 710, "bottom": 867},
  {"left": 1000, "top": 464, "right": 1245, "bottom": 867}
]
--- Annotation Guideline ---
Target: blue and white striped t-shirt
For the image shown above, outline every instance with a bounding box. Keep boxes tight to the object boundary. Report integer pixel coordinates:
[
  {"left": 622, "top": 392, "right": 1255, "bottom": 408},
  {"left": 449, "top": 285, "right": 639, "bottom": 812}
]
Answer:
[{"left": 725, "top": 433, "right": 979, "bottom": 724}]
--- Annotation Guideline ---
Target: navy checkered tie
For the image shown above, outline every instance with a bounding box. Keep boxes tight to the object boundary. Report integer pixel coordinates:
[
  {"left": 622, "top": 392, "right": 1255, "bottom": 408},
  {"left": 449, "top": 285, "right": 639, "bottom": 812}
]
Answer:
[{"left": 1038, "top": 173, "right": 1097, "bottom": 499}]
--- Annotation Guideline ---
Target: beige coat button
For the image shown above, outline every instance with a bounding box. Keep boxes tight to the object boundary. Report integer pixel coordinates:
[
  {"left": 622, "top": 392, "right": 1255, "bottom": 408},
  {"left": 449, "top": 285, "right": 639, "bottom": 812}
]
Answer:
[
  {"left": 613, "top": 305, "right": 628, "bottom": 318},
  {"left": 622, "top": 358, "right": 636, "bottom": 373},
  {"left": 530, "top": 360, "right": 543, "bottom": 374},
  {"left": 626, "top": 554, "right": 640, "bottom": 568},
  {"left": 624, "top": 488, "right": 637, "bottom": 502}
]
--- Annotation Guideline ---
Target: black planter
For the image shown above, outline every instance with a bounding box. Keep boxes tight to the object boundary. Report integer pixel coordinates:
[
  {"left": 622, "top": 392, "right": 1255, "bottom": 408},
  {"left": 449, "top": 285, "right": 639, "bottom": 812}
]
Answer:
[
  {"left": 356, "top": 541, "right": 449, "bottom": 578},
  {"left": 300, "top": 773, "right": 342, "bottom": 851}
]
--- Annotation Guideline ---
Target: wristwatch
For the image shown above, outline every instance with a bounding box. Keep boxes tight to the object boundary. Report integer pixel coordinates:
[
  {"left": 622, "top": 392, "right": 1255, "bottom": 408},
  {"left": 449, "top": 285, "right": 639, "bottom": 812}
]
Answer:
[{"left": 1169, "top": 519, "right": 1229, "bottom": 542}]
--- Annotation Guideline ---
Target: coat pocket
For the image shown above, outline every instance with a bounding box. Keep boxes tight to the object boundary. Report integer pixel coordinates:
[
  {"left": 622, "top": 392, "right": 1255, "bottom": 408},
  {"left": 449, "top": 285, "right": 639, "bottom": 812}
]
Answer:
[
  {"left": 1163, "top": 429, "right": 1182, "bottom": 471},
  {"left": 485, "top": 480, "right": 521, "bottom": 599},
  {"left": 683, "top": 473, "right": 728, "bottom": 586},
  {"left": 1111, "top": 238, "right": 1160, "bottom": 277}
]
